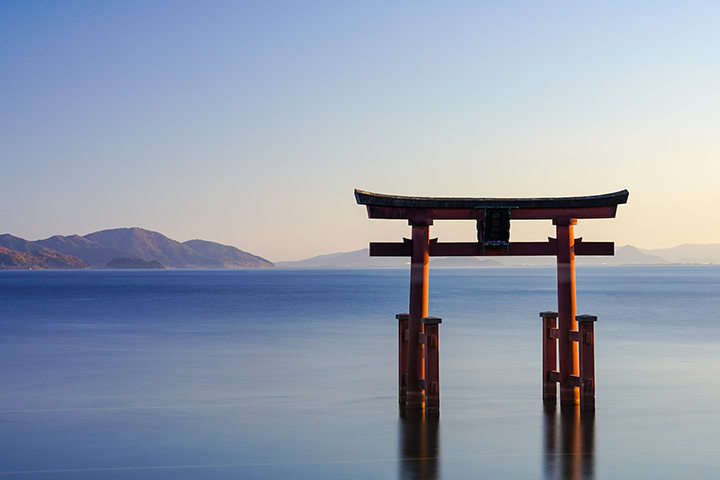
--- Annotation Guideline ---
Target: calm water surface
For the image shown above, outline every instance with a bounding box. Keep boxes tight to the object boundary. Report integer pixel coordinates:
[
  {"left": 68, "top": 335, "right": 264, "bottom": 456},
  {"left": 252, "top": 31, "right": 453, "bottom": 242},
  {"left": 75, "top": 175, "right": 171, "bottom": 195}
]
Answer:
[{"left": 1, "top": 267, "right": 719, "bottom": 479}]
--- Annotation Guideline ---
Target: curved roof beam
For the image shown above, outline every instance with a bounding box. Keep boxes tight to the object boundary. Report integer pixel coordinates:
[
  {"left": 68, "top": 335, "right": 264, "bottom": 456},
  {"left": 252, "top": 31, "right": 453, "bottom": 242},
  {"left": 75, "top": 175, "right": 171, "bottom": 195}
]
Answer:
[{"left": 355, "top": 189, "right": 629, "bottom": 210}]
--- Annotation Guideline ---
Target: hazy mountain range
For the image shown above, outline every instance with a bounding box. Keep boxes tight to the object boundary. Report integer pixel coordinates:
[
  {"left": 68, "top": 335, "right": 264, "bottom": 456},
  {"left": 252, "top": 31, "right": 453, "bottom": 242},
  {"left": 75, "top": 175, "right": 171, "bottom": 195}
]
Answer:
[
  {"left": 0, "top": 228, "right": 274, "bottom": 269},
  {"left": 277, "top": 244, "right": 720, "bottom": 268},
  {"left": 3, "top": 228, "right": 719, "bottom": 270}
]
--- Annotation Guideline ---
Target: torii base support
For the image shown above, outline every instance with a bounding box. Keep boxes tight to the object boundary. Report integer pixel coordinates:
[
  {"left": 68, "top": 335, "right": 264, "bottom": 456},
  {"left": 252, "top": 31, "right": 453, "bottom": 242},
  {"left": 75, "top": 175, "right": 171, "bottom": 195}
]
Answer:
[
  {"left": 397, "top": 313, "right": 442, "bottom": 413},
  {"left": 541, "top": 312, "right": 596, "bottom": 410}
]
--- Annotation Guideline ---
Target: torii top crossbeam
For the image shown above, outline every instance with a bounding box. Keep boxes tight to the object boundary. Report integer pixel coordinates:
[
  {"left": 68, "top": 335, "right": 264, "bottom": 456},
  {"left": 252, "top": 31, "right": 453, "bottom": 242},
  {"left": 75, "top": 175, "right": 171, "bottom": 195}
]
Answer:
[{"left": 355, "top": 189, "right": 629, "bottom": 220}]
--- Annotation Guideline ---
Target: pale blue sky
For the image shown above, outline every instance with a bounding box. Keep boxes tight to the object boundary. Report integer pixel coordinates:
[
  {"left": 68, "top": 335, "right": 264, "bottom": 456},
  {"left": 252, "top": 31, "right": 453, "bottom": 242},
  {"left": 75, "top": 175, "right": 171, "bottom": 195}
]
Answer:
[{"left": 2, "top": 1, "right": 719, "bottom": 261}]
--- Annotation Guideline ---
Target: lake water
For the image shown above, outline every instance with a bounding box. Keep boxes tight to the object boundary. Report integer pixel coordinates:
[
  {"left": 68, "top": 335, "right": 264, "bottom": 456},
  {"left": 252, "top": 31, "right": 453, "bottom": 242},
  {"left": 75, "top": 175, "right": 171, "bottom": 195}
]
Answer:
[{"left": 1, "top": 267, "right": 720, "bottom": 479}]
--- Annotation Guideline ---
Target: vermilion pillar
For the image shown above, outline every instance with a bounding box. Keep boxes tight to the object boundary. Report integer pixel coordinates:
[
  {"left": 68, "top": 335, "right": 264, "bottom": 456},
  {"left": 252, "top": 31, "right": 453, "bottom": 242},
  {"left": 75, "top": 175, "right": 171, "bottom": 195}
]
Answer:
[
  {"left": 396, "top": 313, "right": 410, "bottom": 404},
  {"left": 540, "top": 311, "right": 559, "bottom": 404},
  {"left": 555, "top": 218, "right": 579, "bottom": 405},
  {"left": 407, "top": 219, "right": 431, "bottom": 409},
  {"left": 576, "top": 314, "right": 597, "bottom": 409},
  {"left": 422, "top": 316, "right": 441, "bottom": 412}
]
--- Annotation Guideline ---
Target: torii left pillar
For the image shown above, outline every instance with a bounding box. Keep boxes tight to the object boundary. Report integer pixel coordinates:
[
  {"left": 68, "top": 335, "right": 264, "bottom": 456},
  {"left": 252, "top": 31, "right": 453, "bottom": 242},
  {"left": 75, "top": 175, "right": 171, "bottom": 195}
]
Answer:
[
  {"left": 556, "top": 218, "right": 579, "bottom": 405},
  {"left": 406, "top": 219, "right": 431, "bottom": 409}
]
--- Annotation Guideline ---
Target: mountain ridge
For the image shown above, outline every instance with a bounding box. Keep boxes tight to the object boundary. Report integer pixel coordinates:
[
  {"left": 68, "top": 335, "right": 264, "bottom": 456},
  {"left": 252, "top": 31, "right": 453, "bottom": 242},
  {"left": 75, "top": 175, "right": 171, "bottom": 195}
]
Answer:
[
  {"left": 0, "top": 228, "right": 274, "bottom": 269},
  {"left": 84, "top": 228, "right": 223, "bottom": 268},
  {"left": 4, "top": 230, "right": 720, "bottom": 269},
  {"left": 183, "top": 239, "right": 273, "bottom": 268},
  {"left": 0, "top": 246, "right": 90, "bottom": 269},
  {"left": 278, "top": 244, "right": 720, "bottom": 267},
  {"left": 637, "top": 244, "right": 720, "bottom": 264}
]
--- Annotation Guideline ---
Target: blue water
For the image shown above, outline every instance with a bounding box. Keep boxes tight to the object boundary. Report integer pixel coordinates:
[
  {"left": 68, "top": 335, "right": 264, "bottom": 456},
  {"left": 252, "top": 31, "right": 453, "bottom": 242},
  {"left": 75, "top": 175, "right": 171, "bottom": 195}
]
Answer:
[{"left": 1, "top": 267, "right": 720, "bottom": 479}]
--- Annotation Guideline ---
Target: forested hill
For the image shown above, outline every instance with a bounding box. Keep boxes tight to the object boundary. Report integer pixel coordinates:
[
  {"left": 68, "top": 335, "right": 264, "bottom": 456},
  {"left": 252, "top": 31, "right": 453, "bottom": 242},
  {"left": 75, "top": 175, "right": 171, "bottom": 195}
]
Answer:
[
  {"left": 0, "top": 246, "right": 90, "bottom": 270},
  {"left": 0, "top": 229, "right": 274, "bottom": 269}
]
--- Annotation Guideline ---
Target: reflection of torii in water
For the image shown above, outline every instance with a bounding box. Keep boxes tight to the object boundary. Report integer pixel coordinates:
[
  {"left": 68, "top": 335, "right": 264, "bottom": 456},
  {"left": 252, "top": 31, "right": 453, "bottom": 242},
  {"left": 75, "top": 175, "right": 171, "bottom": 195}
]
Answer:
[
  {"left": 397, "top": 405, "right": 595, "bottom": 480},
  {"left": 355, "top": 189, "right": 629, "bottom": 412}
]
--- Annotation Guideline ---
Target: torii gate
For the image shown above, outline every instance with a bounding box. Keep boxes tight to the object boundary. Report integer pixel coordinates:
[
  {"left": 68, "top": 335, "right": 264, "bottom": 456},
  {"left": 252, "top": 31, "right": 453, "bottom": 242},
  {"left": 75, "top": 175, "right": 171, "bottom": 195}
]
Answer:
[{"left": 355, "top": 189, "right": 629, "bottom": 411}]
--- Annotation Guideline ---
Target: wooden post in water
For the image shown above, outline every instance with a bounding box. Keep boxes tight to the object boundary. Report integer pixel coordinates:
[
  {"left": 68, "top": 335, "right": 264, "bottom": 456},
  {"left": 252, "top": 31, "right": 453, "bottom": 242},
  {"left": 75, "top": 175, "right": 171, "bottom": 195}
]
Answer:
[
  {"left": 422, "top": 316, "right": 441, "bottom": 413},
  {"left": 407, "top": 220, "right": 431, "bottom": 409},
  {"left": 540, "top": 311, "right": 559, "bottom": 404},
  {"left": 555, "top": 218, "right": 579, "bottom": 405},
  {"left": 576, "top": 314, "right": 597, "bottom": 409},
  {"left": 397, "top": 313, "right": 409, "bottom": 405}
]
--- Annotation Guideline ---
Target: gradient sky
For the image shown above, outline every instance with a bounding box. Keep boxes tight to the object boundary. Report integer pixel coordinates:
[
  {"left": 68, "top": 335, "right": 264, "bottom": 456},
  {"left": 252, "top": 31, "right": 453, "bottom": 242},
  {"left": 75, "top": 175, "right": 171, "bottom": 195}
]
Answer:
[{"left": 2, "top": 1, "right": 719, "bottom": 261}]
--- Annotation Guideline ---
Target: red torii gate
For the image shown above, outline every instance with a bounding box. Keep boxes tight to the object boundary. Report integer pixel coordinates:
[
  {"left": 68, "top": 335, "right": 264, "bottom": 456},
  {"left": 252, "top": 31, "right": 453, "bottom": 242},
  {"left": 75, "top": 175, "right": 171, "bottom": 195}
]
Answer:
[{"left": 355, "top": 189, "right": 629, "bottom": 411}]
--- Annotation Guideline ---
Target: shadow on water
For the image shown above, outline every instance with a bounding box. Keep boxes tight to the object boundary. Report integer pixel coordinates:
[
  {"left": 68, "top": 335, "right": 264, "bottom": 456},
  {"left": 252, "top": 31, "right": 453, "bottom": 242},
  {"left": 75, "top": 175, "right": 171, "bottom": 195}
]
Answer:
[
  {"left": 398, "top": 409, "right": 440, "bottom": 480},
  {"left": 543, "top": 405, "right": 595, "bottom": 480}
]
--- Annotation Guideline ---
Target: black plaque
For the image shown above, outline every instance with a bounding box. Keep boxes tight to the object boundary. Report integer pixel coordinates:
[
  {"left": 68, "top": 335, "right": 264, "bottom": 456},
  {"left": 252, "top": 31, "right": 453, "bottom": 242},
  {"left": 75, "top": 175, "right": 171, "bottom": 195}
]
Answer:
[{"left": 480, "top": 208, "right": 511, "bottom": 247}]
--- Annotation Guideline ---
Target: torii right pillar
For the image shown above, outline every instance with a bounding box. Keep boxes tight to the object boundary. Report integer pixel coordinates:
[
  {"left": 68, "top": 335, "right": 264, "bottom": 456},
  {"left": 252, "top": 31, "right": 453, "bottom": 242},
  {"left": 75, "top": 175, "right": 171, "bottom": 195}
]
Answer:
[{"left": 555, "top": 218, "right": 579, "bottom": 405}]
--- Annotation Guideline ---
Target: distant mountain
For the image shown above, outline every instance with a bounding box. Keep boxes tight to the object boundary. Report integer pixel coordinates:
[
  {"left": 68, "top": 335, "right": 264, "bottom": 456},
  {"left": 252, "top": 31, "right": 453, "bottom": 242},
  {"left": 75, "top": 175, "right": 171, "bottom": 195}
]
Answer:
[
  {"left": 278, "top": 248, "right": 504, "bottom": 268},
  {"left": 0, "top": 228, "right": 274, "bottom": 269},
  {"left": 0, "top": 246, "right": 90, "bottom": 270},
  {"left": 638, "top": 244, "right": 720, "bottom": 264},
  {"left": 84, "top": 228, "right": 223, "bottom": 268},
  {"left": 478, "top": 245, "right": 672, "bottom": 266},
  {"left": 284, "top": 243, "right": 720, "bottom": 268},
  {"left": 612, "top": 245, "right": 669, "bottom": 264},
  {"left": 281, "top": 243, "right": 694, "bottom": 268},
  {"left": 0, "top": 234, "right": 44, "bottom": 252},
  {"left": 277, "top": 249, "right": 409, "bottom": 267},
  {"left": 35, "top": 234, "right": 132, "bottom": 267},
  {"left": 183, "top": 239, "right": 274, "bottom": 268},
  {"left": 577, "top": 245, "right": 669, "bottom": 265},
  {"left": 105, "top": 257, "right": 165, "bottom": 269}
]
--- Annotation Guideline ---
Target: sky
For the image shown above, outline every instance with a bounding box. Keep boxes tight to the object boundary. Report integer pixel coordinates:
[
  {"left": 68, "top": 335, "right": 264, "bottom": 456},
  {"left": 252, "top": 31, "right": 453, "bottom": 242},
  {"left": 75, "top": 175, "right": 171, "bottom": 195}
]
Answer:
[{"left": 2, "top": 1, "right": 719, "bottom": 262}]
